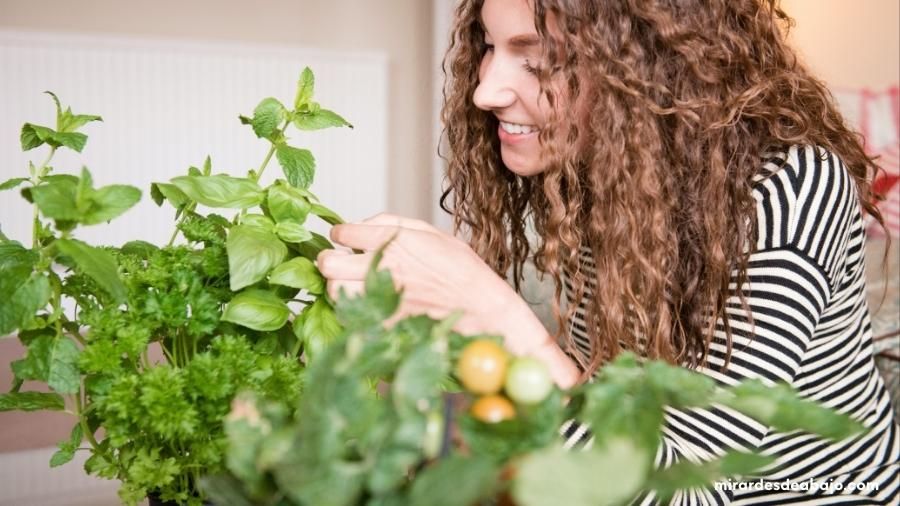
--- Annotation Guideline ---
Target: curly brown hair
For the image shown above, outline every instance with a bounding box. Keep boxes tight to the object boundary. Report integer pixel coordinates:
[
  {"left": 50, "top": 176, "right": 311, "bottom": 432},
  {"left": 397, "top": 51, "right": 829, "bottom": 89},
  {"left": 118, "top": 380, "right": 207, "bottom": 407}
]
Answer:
[{"left": 439, "top": 0, "right": 888, "bottom": 380}]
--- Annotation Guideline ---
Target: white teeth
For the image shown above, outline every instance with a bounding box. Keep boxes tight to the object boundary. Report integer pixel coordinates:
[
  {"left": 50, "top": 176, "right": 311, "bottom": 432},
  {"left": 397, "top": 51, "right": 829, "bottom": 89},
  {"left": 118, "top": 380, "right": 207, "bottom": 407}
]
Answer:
[{"left": 500, "top": 121, "right": 539, "bottom": 135}]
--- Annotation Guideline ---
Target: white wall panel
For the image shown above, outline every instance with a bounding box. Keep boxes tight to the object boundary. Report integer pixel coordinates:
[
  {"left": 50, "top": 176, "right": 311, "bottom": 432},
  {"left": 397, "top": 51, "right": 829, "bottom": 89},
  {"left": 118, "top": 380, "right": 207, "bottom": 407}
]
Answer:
[{"left": 0, "top": 30, "right": 388, "bottom": 246}]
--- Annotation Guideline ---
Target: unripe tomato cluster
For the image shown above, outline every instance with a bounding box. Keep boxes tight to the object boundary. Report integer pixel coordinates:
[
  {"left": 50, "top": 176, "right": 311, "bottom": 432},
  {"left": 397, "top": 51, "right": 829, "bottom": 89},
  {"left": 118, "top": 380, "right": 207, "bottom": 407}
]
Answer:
[{"left": 455, "top": 339, "right": 554, "bottom": 423}]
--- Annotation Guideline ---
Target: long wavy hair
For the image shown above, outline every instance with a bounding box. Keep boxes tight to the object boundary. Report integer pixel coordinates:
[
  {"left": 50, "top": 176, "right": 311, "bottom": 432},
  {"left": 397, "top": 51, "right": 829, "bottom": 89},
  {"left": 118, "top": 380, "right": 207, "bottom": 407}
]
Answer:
[{"left": 439, "top": 0, "right": 888, "bottom": 379}]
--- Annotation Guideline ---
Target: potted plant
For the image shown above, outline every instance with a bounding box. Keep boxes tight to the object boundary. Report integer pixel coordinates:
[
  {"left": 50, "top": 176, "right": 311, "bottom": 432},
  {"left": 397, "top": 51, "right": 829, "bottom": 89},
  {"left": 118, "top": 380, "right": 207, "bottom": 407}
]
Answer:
[
  {"left": 208, "top": 253, "right": 864, "bottom": 506},
  {"left": 0, "top": 68, "right": 351, "bottom": 505}
]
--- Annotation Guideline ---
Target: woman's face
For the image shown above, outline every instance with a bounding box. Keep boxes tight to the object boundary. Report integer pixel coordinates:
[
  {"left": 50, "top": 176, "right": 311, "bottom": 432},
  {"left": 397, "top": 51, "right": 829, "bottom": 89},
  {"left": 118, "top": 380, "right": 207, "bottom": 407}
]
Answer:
[{"left": 473, "top": 0, "right": 556, "bottom": 177}]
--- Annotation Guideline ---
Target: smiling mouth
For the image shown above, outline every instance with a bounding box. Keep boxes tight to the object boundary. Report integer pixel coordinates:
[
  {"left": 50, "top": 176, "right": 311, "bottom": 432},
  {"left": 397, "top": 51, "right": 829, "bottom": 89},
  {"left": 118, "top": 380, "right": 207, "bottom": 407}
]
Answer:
[{"left": 499, "top": 121, "right": 540, "bottom": 135}]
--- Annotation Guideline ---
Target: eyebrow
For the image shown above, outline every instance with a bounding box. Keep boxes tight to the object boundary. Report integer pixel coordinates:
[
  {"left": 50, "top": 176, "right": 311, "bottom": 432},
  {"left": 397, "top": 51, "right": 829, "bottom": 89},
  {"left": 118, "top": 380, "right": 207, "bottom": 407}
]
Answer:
[
  {"left": 507, "top": 34, "right": 541, "bottom": 49},
  {"left": 477, "top": 18, "right": 542, "bottom": 49}
]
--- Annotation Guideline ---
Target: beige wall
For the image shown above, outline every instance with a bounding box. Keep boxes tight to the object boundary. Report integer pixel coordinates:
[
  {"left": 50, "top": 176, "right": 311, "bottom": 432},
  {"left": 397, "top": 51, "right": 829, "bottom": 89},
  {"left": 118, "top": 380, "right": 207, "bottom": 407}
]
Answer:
[{"left": 783, "top": 0, "right": 900, "bottom": 89}]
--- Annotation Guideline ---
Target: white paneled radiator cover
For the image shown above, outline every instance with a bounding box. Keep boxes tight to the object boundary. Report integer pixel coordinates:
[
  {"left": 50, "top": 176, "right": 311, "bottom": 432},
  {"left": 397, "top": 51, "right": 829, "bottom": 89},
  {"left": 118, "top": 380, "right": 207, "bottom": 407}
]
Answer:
[{"left": 0, "top": 30, "right": 388, "bottom": 246}]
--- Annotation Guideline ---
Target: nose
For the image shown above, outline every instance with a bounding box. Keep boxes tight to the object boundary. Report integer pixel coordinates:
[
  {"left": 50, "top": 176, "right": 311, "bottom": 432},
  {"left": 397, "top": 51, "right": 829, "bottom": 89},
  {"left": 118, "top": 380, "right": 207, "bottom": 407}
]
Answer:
[{"left": 472, "top": 57, "right": 516, "bottom": 112}]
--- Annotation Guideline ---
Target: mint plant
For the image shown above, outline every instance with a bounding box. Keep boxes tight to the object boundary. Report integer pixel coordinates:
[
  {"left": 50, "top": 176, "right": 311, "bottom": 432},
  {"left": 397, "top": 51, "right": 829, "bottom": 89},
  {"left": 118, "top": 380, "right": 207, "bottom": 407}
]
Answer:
[
  {"left": 210, "top": 255, "right": 865, "bottom": 506},
  {"left": 0, "top": 68, "right": 351, "bottom": 505}
]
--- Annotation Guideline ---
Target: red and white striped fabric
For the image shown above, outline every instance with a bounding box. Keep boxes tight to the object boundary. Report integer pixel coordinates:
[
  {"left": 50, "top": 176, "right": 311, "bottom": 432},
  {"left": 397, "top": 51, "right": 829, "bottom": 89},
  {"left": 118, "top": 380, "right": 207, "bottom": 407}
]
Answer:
[{"left": 834, "top": 86, "right": 900, "bottom": 239}]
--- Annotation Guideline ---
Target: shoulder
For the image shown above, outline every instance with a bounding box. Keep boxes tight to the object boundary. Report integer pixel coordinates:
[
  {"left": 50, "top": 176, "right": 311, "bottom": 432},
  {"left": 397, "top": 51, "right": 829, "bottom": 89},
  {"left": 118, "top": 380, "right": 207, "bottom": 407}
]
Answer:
[{"left": 751, "top": 145, "right": 862, "bottom": 287}]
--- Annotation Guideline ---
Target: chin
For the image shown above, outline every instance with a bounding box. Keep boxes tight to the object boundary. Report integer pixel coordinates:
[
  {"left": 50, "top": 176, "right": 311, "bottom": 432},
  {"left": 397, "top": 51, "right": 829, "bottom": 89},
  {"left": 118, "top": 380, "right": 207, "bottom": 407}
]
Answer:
[{"left": 501, "top": 155, "right": 547, "bottom": 177}]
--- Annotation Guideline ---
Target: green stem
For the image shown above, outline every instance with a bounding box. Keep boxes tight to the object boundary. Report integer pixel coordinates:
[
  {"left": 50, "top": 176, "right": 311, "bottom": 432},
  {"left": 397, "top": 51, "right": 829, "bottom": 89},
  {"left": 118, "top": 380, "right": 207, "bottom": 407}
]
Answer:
[
  {"left": 252, "top": 121, "right": 291, "bottom": 184},
  {"left": 31, "top": 147, "right": 57, "bottom": 249},
  {"left": 167, "top": 202, "right": 197, "bottom": 247}
]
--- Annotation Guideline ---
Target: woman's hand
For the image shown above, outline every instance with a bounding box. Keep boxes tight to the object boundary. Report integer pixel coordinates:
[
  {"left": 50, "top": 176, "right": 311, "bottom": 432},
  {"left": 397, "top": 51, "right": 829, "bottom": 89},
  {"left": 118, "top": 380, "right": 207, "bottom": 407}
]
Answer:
[{"left": 317, "top": 213, "right": 580, "bottom": 388}]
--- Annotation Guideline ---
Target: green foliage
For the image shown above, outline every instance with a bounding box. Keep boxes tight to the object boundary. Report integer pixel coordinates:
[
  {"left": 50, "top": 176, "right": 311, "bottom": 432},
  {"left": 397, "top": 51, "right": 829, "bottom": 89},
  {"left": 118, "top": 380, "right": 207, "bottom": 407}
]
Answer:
[
  {"left": 1, "top": 72, "right": 352, "bottom": 505},
  {"left": 212, "top": 256, "right": 867, "bottom": 506}
]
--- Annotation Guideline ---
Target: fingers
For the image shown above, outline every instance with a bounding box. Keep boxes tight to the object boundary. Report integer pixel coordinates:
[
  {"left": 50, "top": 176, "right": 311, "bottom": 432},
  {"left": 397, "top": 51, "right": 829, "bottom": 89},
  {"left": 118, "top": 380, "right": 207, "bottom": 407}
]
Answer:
[
  {"left": 317, "top": 249, "right": 376, "bottom": 281},
  {"left": 361, "top": 213, "right": 439, "bottom": 233},
  {"left": 326, "top": 279, "right": 364, "bottom": 300},
  {"left": 330, "top": 223, "right": 411, "bottom": 251}
]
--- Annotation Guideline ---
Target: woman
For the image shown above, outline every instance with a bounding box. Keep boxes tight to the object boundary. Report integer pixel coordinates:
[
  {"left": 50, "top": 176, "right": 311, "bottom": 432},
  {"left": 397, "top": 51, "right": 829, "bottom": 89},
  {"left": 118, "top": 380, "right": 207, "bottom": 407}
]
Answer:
[{"left": 318, "top": 0, "right": 899, "bottom": 503}]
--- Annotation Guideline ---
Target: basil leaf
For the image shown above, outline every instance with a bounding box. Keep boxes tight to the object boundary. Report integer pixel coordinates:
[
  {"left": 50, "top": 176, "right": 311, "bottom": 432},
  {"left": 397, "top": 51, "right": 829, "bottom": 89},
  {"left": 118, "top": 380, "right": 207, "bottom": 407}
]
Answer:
[
  {"left": 226, "top": 225, "right": 288, "bottom": 291},
  {"left": 274, "top": 221, "right": 312, "bottom": 244},
  {"left": 171, "top": 175, "right": 264, "bottom": 209},
  {"left": 241, "top": 214, "right": 276, "bottom": 233},
  {"left": 267, "top": 184, "right": 311, "bottom": 224},
  {"left": 269, "top": 257, "right": 324, "bottom": 294},
  {"left": 310, "top": 202, "right": 343, "bottom": 226},
  {"left": 222, "top": 289, "right": 291, "bottom": 331},
  {"left": 293, "top": 298, "right": 341, "bottom": 361},
  {"left": 150, "top": 182, "right": 190, "bottom": 209}
]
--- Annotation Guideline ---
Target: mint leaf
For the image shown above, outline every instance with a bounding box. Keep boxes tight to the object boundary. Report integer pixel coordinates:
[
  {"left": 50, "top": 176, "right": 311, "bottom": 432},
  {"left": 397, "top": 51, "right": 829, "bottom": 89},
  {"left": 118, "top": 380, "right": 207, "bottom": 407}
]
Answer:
[
  {"left": 50, "top": 423, "right": 84, "bottom": 467},
  {"left": 275, "top": 146, "right": 316, "bottom": 189},
  {"left": 267, "top": 184, "right": 311, "bottom": 224},
  {"left": 0, "top": 177, "right": 29, "bottom": 191},
  {"left": 0, "top": 242, "right": 50, "bottom": 335},
  {"left": 30, "top": 177, "right": 80, "bottom": 221},
  {"left": 82, "top": 184, "right": 141, "bottom": 225},
  {"left": 47, "top": 337, "right": 80, "bottom": 394},
  {"left": 292, "top": 109, "right": 353, "bottom": 131},
  {"left": 59, "top": 109, "right": 102, "bottom": 133},
  {"left": 222, "top": 289, "right": 291, "bottom": 331},
  {"left": 52, "top": 132, "right": 88, "bottom": 152},
  {"left": 226, "top": 224, "right": 288, "bottom": 290},
  {"left": 0, "top": 274, "right": 50, "bottom": 337},
  {"left": 10, "top": 335, "right": 80, "bottom": 394},
  {"left": 20, "top": 123, "right": 45, "bottom": 151},
  {"left": 171, "top": 175, "right": 264, "bottom": 209},
  {"left": 250, "top": 98, "right": 287, "bottom": 140},
  {"left": 268, "top": 257, "right": 324, "bottom": 294},
  {"left": 294, "top": 67, "right": 315, "bottom": 109},
  {"left": 274, "top": 221, "right": 312, "bottom": 244},
  {"left": 0, "top": 392, "right": 65, "bottom": 411},
  {"left": 55, "top": 238, "right": 128, "bottom": 302}
]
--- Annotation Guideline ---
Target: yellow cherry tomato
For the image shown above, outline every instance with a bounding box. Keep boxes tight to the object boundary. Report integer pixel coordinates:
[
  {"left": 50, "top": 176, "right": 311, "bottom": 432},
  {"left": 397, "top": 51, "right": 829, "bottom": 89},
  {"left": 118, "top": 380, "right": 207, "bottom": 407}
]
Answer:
[
  {"left": 456, "top": 339, "right": 509, "bottom": 394},
  {"left": 470, "top": 394, "right": 516, "bottom": 423}
]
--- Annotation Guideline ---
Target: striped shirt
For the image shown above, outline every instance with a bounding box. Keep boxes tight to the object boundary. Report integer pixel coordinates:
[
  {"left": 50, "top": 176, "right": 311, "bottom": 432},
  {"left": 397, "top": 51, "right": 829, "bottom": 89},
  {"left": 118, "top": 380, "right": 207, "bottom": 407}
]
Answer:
[{"left": 559, "top": 146, "right": 900, "bottom": 504}]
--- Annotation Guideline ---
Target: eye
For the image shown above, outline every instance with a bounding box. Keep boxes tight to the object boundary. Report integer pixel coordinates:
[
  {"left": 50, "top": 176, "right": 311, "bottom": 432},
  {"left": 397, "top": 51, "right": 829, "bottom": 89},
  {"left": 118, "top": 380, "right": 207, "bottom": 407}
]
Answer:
[
  {"left": 483, "top": 42, "right": 495, "bottom": 53},
  {"left": 523, "top": 60, "right": 540, "bottom": 76}
]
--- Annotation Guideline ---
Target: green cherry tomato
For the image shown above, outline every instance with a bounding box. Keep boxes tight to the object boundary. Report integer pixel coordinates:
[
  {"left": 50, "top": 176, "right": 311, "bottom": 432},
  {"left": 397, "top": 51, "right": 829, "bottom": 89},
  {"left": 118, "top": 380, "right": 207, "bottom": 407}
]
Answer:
[
  {"left": 504, "top": 356, "right": 553, "bottom": 405},
  {"left": 456, "top": 339, "right": 509, "bottom": 394}
]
